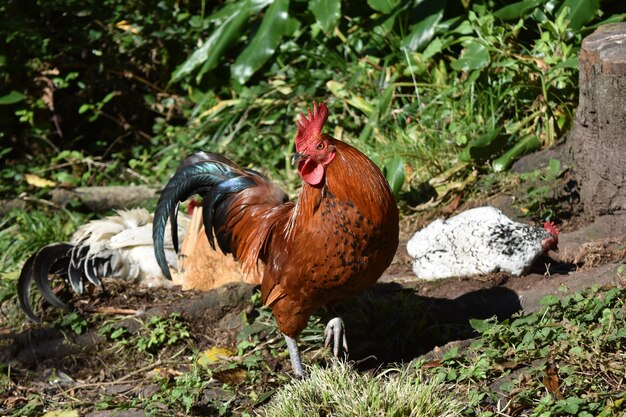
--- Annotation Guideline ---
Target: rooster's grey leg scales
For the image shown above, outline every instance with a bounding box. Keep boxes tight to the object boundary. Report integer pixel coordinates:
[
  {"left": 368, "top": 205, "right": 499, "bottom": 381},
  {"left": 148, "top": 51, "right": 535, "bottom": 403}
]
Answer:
[
  {"left": 324, "top": 317, "right": 348, "bottom": 357},
  {"left": 284, "top": 334, "right": 304, "bottom": 378}
]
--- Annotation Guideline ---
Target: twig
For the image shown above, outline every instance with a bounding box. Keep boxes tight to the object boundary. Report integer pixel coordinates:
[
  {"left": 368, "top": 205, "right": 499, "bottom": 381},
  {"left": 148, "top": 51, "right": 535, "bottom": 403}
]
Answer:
[
  {"left": 56, "top": 359, "right": 163, "bottom": 396},
  {"left": 87, "top": 306, "right": 138, "bottom": 316},
  {"left": 18, "top": 194, "right": 62, "bottom": 209}
]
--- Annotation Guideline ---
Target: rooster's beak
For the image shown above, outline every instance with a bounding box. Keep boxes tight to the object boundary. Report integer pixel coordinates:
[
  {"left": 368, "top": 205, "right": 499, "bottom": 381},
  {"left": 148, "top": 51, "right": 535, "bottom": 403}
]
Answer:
[{"left": 291, "top": 152, "right": 305, "bottom": 165}]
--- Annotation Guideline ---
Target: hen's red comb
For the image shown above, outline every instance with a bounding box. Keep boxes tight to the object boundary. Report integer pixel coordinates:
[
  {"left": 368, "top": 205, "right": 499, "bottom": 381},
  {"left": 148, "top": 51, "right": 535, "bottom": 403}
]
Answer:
[
  {"left": 543, "top": 221, "right": 559, "bottom": 237},
  {"left": 295, "top": 102, "right": 329, "bottom": 152}
]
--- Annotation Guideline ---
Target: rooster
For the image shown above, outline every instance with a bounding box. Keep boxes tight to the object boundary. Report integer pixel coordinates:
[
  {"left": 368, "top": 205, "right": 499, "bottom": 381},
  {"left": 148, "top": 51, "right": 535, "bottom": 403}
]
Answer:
[
  {"left": 17, "top": 208, "right": 189, "bottom": 322},
  {"left": 153, "top": 102, "right": 399, "bottom": 376},
  {"left": 406, "top": 206, "right": 559, "bottom": 280}
]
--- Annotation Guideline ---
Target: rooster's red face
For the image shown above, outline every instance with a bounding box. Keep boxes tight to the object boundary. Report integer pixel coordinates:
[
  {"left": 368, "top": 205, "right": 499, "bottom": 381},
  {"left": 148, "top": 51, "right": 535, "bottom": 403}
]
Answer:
[
  {"left": 293, "top": 102, "right": 337, "bottom": 187},
  {"left": 293, "top": 134, "right": 336, "bottom": 186}
]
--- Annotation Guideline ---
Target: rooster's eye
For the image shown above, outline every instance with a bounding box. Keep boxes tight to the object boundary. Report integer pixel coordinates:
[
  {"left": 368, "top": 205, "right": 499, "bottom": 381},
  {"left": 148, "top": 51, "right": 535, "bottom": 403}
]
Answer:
[{"left": 316, "top": 142, "right": 325, "bottom": 150}]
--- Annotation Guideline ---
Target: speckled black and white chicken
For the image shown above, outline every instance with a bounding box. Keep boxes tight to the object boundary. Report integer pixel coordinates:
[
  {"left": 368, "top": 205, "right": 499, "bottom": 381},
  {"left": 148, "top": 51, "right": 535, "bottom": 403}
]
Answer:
[{"left": 406, "top": 206, "right": 559, "bottom": 280}]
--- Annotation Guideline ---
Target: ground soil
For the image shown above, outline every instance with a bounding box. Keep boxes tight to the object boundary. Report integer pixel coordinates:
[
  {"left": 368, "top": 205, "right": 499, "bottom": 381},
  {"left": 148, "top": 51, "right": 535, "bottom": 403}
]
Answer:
[{"left": 2, "top": 154, "right": 626, "bottom": 416}]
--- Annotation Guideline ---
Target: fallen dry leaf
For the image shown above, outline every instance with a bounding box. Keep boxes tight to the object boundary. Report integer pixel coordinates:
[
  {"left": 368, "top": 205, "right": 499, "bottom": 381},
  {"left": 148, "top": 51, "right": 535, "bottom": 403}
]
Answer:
[
  {"left": 542, "top": 363, "right": 564, "bottom": 400},
  {"left": 197, "top": 346, "right": 236, "bottom": 367},
  {"left": 25, "top": 173, "right": 56, "bottom": 188}
]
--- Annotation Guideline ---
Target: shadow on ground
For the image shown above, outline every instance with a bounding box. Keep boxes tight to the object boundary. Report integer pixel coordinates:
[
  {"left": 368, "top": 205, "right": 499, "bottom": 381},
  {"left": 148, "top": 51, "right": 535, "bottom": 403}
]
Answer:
[{"left": 327, "top": 282, "right": 522, "bottom": 369}]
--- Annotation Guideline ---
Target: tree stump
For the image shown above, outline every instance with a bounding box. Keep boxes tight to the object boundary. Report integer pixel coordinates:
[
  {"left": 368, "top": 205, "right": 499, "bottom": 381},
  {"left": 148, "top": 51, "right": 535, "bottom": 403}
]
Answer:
[{"left": 569, "top": 23, "right": 626, "bottom": 217}]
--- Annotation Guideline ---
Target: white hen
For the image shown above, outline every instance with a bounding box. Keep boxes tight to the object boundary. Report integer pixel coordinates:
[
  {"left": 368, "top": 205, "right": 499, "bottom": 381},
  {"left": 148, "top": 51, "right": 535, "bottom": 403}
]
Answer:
[
  {"left": 407, "top": 206, "right": 559, "bottom": 280},
  {"left": 17, "top": 208, "right": 188, "bottom": 322},
  {"left": 70, "top": 208, "right": 187, "bottom": 288}
]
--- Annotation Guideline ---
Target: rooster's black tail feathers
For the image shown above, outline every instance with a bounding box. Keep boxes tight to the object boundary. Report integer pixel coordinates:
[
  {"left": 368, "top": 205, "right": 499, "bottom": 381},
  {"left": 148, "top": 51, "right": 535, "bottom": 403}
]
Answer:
[{"left": 153, "top": 152, "right": 258, "bottom": 281}]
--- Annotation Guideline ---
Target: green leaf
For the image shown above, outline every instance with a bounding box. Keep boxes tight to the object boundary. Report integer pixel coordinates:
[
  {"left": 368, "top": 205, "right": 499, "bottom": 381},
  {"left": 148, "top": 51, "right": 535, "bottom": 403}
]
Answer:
[
  {"left": 492, "top": 135, "right": 541, "bottom": 172},
  {"left": 557, "top": 397, "right": 583, "bottom": 414},
  {"left": 383, "top": 157, "right": 405, "bottom": 197},
  {"left": 539, "top": 294, "right": 560, "bottom": 307},
  {"left": 402, "top": 9, "right": 444, "bottom": 52},
  {"left": 0, "top": 90, "right": 26, "bottom": 105},
  {"left": 422, "top": 37, "right": 444, "bottom": 60},
  {"left": 469, "top": 318, "right": 491, "bottom": 333},
  {"left": 548, "top": 158, "right": 561, "bottom": 177},
  {"left": 551, "top": 56, "right": 578, "bottom": 70},
  {"left": 231, "top": 0, "right": 294, "bottom": 85},
  {"left": 367, "top": 0, "right": 400, "bottom": 14},
  {"left": 458, "top": 128, "right": 504, "bottom": 163},
  {"left": 493, "top": 0, "right": 543, "bottom": 20},
  {"left": 559, "top": 0, "right": 600, "bottom": 31},
  {"left": 171, "top": 0, "right": 272, "bottom": 84},
  {"left": 376, "top": 83, "right": 394, "bottom": 121},
  {"left": 368, "top": 83, "right": 395, "bottom": 127},
  {"left": 451, "top": 40, "right": 490, "bottom": 71},
  {"left": 101, "top": 91, "right": 117, "bottom": 104},
  {"left": 441, "top": 346, "right": 459, "bottom": 361},
  {"left": 309, "top": 0, "right": 341, "bottom": 33}
]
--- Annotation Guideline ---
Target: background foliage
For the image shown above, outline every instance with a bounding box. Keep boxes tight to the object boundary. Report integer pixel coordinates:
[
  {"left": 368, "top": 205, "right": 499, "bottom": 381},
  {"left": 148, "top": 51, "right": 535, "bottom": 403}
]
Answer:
[{"left": 2, "top": 0, "right": 624, "bottom": 200}]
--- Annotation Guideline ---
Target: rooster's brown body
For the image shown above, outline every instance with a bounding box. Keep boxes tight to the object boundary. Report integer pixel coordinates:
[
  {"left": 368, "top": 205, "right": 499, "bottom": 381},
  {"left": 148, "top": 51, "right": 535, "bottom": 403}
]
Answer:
[
  {"left": 153, "top": 103, "right": 399, "bottom": 375},
  {"left": 261, "top": 140, "right": 399, "bottom": 337}
]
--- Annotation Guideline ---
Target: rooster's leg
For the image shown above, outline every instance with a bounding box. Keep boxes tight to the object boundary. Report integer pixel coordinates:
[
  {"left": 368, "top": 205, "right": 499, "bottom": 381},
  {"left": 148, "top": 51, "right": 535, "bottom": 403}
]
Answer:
[
  {"left": 324, "top": 317, "right": 348, "bottom": 357},
  {"left": 284, "top": 334, "right": 304, "bottom": 378}
]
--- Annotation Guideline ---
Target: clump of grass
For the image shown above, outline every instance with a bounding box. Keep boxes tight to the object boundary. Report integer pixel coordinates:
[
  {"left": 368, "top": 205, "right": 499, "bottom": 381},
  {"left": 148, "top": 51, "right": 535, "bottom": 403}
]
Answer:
[
  {"left": 260, "top": 360, "right": 464, "bottom": 417},
  {"left": 0, "top": 208, "right": 84, "bottom": 274},
  {"left": 0, "top": 208, "right": 86, "bottom": 324}
]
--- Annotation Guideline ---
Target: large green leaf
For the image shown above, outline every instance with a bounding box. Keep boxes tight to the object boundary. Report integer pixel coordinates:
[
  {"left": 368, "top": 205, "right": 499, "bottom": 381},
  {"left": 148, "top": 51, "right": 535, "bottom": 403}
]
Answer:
[
  {"left": 458, "top": 128, "right": 504, "bottom": 163},
  {"left": 384, "top": 156, "right": 406, "bottom": 197},
  {"left": 171, "top": 0, "right": 272, "bottom": 84},
  {"left": 451, "top": 40, "right": 490, "bottom": 71},
  {"left": 367, "top": 0, "right": 401, "bottom": 14},
  {"left": 231, "top": 0, "right": 296, "bottom": 85},
  {"left": 0, "top": 90, "right": 26, "bottom": 105},
  {"left": 401, "top": 8, "right": 444, "bottom": 52},
  {"left": 559, "top": 0, "right": 600, "bottom": 30},
  {"left": 493, "top": 0, "right": 543, "bottom": 20},
  {"left": 492, "top": 135, "right": 541, "bottom": 172},
  {"left": 309, "top": 0, "right": 341, "bottom": 33}
]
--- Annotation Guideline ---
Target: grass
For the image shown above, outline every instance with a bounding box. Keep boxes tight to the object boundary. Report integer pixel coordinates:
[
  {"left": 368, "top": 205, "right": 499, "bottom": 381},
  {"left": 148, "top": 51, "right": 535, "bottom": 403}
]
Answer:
[{"left": 260, "top": 360, "right": 464, "bottom": 417}]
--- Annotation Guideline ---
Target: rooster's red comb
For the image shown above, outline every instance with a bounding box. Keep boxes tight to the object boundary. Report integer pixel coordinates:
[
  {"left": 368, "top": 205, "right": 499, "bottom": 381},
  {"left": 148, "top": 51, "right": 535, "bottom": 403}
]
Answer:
[
  {"left": 543, "top": 221, "right": 559, "bottom": 237},
  {"left": 295, "top": 102, "right": 329, "bottom": 152}
]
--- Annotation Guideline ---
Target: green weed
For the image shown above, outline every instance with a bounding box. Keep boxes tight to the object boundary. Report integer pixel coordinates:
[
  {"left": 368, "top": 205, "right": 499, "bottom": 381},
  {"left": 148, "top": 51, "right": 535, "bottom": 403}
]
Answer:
[
  {"left": 516, "top": 158, "right": 567, "bottom": 220},
  {"left": 58, "top": 311, "right": 88, "bottom": 335},
  {"left": 426, "top": 285, "right": 626, "bottom": 415},
  {"left": 260, "top": 359, "right": 464, "bottom": 417},
  {"left": 135, "top": 313, "right": 191, "bottom": 353}
]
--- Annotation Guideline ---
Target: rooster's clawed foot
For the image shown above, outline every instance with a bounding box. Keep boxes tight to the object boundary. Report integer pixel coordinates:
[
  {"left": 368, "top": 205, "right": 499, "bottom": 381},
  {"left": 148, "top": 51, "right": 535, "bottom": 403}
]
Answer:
[{"left": 324, "top": 317, "right": 348, "bottom": 357}]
